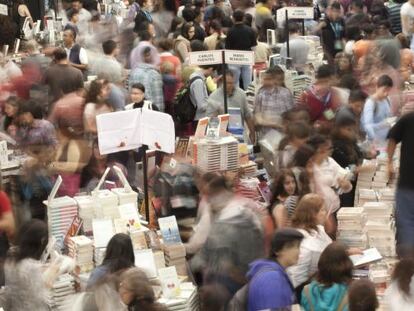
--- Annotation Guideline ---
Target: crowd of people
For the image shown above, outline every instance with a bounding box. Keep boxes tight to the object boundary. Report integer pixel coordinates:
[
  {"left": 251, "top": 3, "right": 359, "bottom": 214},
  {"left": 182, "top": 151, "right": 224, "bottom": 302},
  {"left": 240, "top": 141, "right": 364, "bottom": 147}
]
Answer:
[{"left": 0, "top": 0, "right": 414, "bottom": 310}]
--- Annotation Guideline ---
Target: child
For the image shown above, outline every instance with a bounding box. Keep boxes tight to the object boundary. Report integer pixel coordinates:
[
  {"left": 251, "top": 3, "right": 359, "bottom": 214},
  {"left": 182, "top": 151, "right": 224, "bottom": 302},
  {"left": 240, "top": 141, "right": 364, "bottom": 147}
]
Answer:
[
  {"left": 361, "top": 74, "right": 393, "bottom": 142},
  {"left": 126, "top": 83, "right": 158, "bottom": 111}
]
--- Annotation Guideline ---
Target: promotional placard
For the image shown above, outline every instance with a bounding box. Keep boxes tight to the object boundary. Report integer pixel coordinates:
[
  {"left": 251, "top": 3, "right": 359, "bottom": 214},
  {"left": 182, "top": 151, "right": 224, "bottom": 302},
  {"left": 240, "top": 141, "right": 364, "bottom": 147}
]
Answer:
[{"left": 188, "top": 50, "right": 223, "bottom": 66}]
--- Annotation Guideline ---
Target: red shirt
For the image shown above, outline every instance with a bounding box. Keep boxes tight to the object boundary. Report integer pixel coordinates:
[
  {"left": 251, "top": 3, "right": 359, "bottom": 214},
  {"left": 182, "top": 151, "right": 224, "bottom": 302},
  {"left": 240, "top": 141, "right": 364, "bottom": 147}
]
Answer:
[{"left": 0, "top": 191, "right": 11, "bottom": 215}]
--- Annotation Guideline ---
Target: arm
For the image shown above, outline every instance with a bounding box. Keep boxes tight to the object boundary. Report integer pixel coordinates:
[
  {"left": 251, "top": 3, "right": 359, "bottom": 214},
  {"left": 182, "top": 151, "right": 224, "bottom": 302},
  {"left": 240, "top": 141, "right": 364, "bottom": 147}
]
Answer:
[
  {"left": 287, "top": 240, "right": 313, "bottom": 288},
  {"left": 176, "top": 41, "right": 189, "bottom": 62},
  {"left": 361, "top": 99, "right": 376, "bottom": 140},
  {"left": 152, "top": 74, "right": 164, "bottom": 111},
  {"left": 272, "top": 203, "right": 288, "bottom": 229},
  {"left": 191, "top": 79, "right": 208, "bottom": 113},
  {"left": 387, "top": 139, "right": 397, "bottom": 179}
]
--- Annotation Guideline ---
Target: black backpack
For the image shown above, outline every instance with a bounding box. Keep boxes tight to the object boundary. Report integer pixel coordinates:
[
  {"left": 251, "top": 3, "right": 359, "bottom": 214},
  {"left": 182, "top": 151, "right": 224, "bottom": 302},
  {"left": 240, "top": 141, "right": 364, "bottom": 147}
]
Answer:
[{"left": 173, "top": 76, "right": 203, "bottom": 124}]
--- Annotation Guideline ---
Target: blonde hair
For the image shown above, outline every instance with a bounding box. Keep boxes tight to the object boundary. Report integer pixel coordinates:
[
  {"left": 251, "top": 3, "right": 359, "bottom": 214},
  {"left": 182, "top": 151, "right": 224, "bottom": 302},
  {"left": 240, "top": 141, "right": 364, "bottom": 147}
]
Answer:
[{"left": 291, "top": 193, "right": 325, "bottom": 233}]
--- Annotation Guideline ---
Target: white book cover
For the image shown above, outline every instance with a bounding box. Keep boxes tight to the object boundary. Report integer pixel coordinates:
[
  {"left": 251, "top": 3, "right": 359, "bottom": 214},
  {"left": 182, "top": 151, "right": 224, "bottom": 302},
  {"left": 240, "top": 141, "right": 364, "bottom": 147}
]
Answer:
[
  {"left": 350, "top": 248, "right": 383, "bottom": 267},
  {"left": 158, "top": 266, "right": 180, "bottom": 298},
  {"left": 134, "top": 249, "right": 157, "bottom": 279},
  {"left": 92, "top": 219, "right": 114, "bottom": 248}
]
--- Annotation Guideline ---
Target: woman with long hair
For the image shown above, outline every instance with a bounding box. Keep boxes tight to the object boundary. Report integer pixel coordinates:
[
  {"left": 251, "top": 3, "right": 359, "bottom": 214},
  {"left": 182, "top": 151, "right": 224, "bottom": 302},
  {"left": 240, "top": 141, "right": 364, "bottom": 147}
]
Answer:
[
  {"left": 173, "top": 22, "right": 195, "bottom": 62},
  {"left": 385, "top": 258, "right": 414, "bottom": 310}
]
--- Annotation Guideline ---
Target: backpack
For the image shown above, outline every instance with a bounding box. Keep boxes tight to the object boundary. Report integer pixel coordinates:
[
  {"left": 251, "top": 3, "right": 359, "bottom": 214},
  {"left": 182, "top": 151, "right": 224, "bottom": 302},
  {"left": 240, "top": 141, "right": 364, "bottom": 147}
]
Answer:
[{"left": 173, "top": 76, "right": 203, "bottom": 124}]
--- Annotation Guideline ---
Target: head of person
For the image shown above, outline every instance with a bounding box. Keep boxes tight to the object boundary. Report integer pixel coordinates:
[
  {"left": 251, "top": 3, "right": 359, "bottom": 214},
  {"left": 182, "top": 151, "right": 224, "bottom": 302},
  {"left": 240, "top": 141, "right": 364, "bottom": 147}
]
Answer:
[
  {"left": 86, "top": 79, "right": 111, "bottom": 104},
  {"left": 307, "top": 134, "right": 332, "bottom": 163},
  {"left": 200, "top": 64, "right": 216, "bottom": 78},
  {"left": 348, "top": 279, "right": 379, "bottom": 311},
  {"left": 182, "top": 22, "right": 195, "bottom": 40},
  {"left": 338, "top": 74, "right": 360, "bottom": 91},
  {"left": 53, "top": 47, "right": 68, "bottom": 63},
  {"left": 224, "top": 70, "right": 236, "bottom": 95},
  {"left": 291, "top": 144, "right": 316, "bottom": 169},
  {"left": 315, "top": 65, "right": 335, "bottom": 93},
  {"left": 170, "top": 16, "right": 184, "bottom": 33},
  {"left": 374, "top": 18, "right": 391, "bottom": 37},
  {"left": 271, "top": 169, "right": 298, "bottom": 201},
  {"left": 142, "top": 46, "right": 153, "bottom": 64},
  {"left": 270, "top": 228, "right": 304, "bottom": 268},
  {"left": 291, "top": 193, "right": 326, "bottom": 232},
  {"left": 317, "top": 242, "right": 353, "bottom": 286},
  {"left": 190, "top": 39, "right": 207, "bottom": 52},
  {"left": 4, "top": 96, "right": 19, "bottom": 118},
  {"left": 72, "top": 0, "right": 83, "bottom": 11},
  {"left": 232, "top": 9, "right": 245, "bottom": 24},
  {"left": 204, "top": 174, "right": 233, "bottom": 214},
  {"left": 24, "top": 40, "right": 40, "bottom": 55},
  {"left": 327, "top": 2, "right": 342, "bottom": 21},
  {"left": 286, "top": 121, "right": 312, "bottom": 148},
  {"left": 118, "top": 268, "right": 158, "bottom": 308},
  {"left": 288, "top": 22, "right": 300, "bottom": 35},
  {"left": 194, "top": 7, "right": 204, "bottom": 23},
  {"left": 102, "top": 39, "right": 118, "bottom": 57},
  {"left": 130, "top": 83, "right": 146, "bottom": 103},
  {"left": 361, "top": 23, "right": 375, "bottom": 40},
  {"left": 103, "top": 233, "right": 135, "bottom": 273},
  {"left": 334, "top": 52, "right": 352, "bottom": 74},
  {"left": 14, "top": 219, "right": 48, "bottom": 262},
  {"left": 17, "top": 100, "right": 40, "bottom": 128},
  {"left": 282, "top": 108, "right": 311, "bottom": 125},
  {"left": 350, "top": 0, "right": 363, "bottom": 13},
  {"left": 63, "top": 28, "right": 76, "bottom": 46},
  {"left": 67, "top": 8, "right": 80, "bottom": 23},
  {"left": 390, "top": 258, "right": 414, "bottom": 299},
  {"left": 156, "top": 38, "right": 173, "bottom": 52},
  {"left": 348, "top": 89, "right": 367, "bottom": 117},
  {"left": 182, "top": 6, "right": 196, "bottom": 22},
  {"left": 375, "top": 74, "right": 393, "bottom": 99},
  {"left": 209, "top": 20, "right": 222, "bottom": 35},
  {"left": 332, "top": 116, "right": 357, "bottom": 141}
]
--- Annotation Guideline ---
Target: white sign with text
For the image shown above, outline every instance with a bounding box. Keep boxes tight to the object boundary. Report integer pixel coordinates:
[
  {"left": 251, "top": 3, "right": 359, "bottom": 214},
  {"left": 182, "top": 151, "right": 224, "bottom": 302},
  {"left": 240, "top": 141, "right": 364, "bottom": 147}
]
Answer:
[
  {"left": 224, "top": 50, "right": 254, "bottom": 66},
  {"left": 189, "top": 50, "right": 223, "bottom": 66},
  {"left": 277, "top": 7, "right": 314, "bottom": 21}
]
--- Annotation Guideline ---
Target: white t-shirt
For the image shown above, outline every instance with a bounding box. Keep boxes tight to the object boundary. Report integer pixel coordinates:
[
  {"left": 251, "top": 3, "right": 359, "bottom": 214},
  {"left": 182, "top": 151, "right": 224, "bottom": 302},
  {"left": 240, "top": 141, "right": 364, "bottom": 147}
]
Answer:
[{"left": 401, "top": 2, "right": 414, "bottom": 35}]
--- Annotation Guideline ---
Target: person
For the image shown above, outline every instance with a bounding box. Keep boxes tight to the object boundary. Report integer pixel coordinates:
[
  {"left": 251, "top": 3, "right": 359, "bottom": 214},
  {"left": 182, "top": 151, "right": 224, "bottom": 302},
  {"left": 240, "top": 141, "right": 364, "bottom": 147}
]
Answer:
[
  {"left": 191, "top": 174, "right": 264, "bottom": 307},
  {"left": 287, "top": 194, "right": 332, "bottom": 293},
  {"left": 12, "top": 0, "right": 34, "bottom": 39},
  {"left": 280, "top": 23, "right": 310, "bottom": 74},
  {"left": 126, "top": 83, "right": 158, "bottom": 110},
  {"left": 396, "top": 33, "right": 414, "bottom": 82},
  {"left": 64, "top": 8, "right": 80, "bottom": 35},
  {"left": 174, "top": 22, "right": 195, "bottom": 62},
  {"left": 387, "top": 0, "right": 405, "bottom": 35},
  {"left": 387, "top": 111, "right": 414, "bottom": 258},
  {"left": 255, "top": 0, "right": 275, "bottom": 29},
  {"left": 335, "top": 89, "right": 367, "bottom": 130},
  {"left": 204, "top": 20, "right": 226, "bottom": 50},
  {"left": 151, "top": 0, "right": 175, "bottom": 39},
  {"left": 300, "top": 242, "right": 352, "bottom": 311},
  {"left": 348, "top": 279, "right": 379, "bottom": 311},
  {"left": 189, "top": 64, "right": 216, "bottom": 128},
  {"left": 129, "top": 47, "right": 164, "bottom": 111},
  {"left": 71, "top": 0, "right": 92, "bottom": 32},
  {"left": 83, "top": 79, "right": 113, "bottom": 136},
  {"left": 0, "top": 96, "right": 19, "bottom": 137},
  {"left": 254, "top": 67, "right": 295, "bottom": 140},
  {"left": 0, "top": 188, "right": 15, "bottom": 259},
  {"left": 130, "top": 27, "right": 161, "bottom": 69},
  {"left": 299, "top": 65, "right": 342, "bottom": 132},
  {"left": 345, "top": 0, "right": 369, "bottom": 27},
  {"left": 225, "top": 10, "right": 257, "bottom": 90},
  {"left": 44, "top": 48, "right": 84, "bottom": 105},
  {"left": 207, "top": 70, "right": 254, "bottom": 134},
  {"left": 62, "top": 28, "right": 88, "bottom": 73},
  {"left": 319, "top": 2, "right": 345, "bottom": 63},
  {"left": 3, "top": 220, "right": 59, "bottom": 310},
  {"left": 384, "top": 259, "right": 414, "bottom": 310},
  {"left": 158, "top": 38, "right": 181, "bottom": 80},
  {"left": 401, "top": 0, "right": 414, "bottom": 50},
  {"left": 91, "top": 40, "right": 123, "bottom": 85},
  {"left": 87, "top": 233, "right": 135, "bottom": 289},
  {"left": 361, "top": 74, "right": 393, "bottom": 142},
  {"left": 307, "top": 135, "right": 352, "bottom": 237},
  {"left": 247, "top": 228, "right": 304, "bottom": 311}
]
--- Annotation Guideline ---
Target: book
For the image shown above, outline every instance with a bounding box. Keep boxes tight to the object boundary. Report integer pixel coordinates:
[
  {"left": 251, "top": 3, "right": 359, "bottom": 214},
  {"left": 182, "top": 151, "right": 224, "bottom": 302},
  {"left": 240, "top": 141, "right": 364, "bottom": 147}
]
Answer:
[
  {"left": 134, "top": 249, "right": 157, "bottom": 279},
  {"left": 350, "top": 248, "right": 383, "bottom": 267},
  {"left": 158, "top": 266, "right": 180, "bottom": 298},
  {"left": 92, "top": 219, "right": 115, "bottom": 248},
  {"left": 158, "top": 216, "right": 182, "bottom": 245}
]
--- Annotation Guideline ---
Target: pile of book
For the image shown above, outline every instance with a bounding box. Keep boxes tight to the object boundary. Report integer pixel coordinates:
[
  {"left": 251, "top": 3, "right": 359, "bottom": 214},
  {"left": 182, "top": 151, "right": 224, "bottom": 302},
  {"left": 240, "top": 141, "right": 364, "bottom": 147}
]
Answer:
[
  {"left": 74, "top": 196, "right": 96, "bottom": 234},
  {"left": 193, "top": 136, "right": 239, "bottom": 173},
  {"left": 158, "top": 282, "right": 199, "bottom": 311},
  {"left": 48, "top": 197, "right": 78, "bottom": 248},
  {"left": 363, "top": 202, "right": 395, "bottom": 257},
  {"left": 94, "top": 190, "right": 120, "bottom": 219},
  {"left": 67, "top": 236, "right": 94, "bottom": 273},
  {"left": 355, "top": 160, "right": 376, "bottom": 190},
  {"left": 94, "top": 247, "right": 106, "bottom": 266},
  {"left": 357, "top": 189, "right": 377, "bottom": 206},
  {"left": 291, "top": 75, "right": 312, "bottom": 103},
  {"left": 164, "top": 243, "right": 187, "bottom": 276},
  {"left": 378, "top": 188, "right": 395, "bottom": 206},
  {"left": 337, "top": 207, "right": 367, "bottom": 248},
  {"left": 47, "top": 274, "right": 76, "bottom": 310},
  {"left": 240, "top": 161, "right": 258, "bottom": 178}
]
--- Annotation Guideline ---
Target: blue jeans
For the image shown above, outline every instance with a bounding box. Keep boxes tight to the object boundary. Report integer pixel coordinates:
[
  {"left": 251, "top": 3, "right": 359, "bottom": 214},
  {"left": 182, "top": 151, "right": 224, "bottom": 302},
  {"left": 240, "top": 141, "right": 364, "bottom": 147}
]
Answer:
[
  {"left": 228, "top": 65, "right": 252, "bottom": 90},
  {"left": 395, "top": 189, "right": 414, "bottom": 257}
]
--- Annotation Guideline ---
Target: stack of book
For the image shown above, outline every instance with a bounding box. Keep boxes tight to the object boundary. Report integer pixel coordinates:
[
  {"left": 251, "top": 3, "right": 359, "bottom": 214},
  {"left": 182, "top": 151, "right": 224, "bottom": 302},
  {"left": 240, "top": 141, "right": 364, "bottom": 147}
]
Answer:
[
  {"left": 291, "top": 75, "right": 312, "bottom": 103},
  {"left": 337, "top": 207, "right": 367, "bottom": 248},
  {"left": 363, "top": 202, "right": 395, "bottom": 257},
  {"left": 94, "top": 190, "right": 120, "bottom": 219},
  {"left": 193, "top": 136, "right": 239, "bottom": 173},
  {"left": 94, "top": 247, "right": 106, "bottom": 266},
  {"left": 240, "top": 161, "right": 258, "bottom": 178},
  {"left": 74, "top": 195, "right": 96, "bottom": 234},
  {"left": 47, "top": 274, "right": 76, "bottom": 310},
  {"left": 164, "top": 243, "right": 187, "bottom": 276},
  {"left": 356, "top": 160, "right": 376, "bottom": 190},
  {"left": 357, "top": 189, "right": 377, "bottom": 206},
  {"left": 378, "top": 188, "right": 395, "bottom": 206},
  {"left": 67, "top": 236, "right": 94, "bottom": 273},
  {"left": 158, "top": 282, "right": 199, "bottom": 311},
  {"left": 372, "top": 171, "right": 389, "bottom": 191}
]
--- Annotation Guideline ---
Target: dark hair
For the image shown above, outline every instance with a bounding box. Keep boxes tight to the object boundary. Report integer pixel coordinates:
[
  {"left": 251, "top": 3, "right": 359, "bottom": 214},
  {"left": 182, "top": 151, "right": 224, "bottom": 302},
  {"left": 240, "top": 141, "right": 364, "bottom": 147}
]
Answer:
[
  {"left": 182, "top": 22, "right": 194, "bottom": 40},
  {"left": 157, "top": 38, "right": 173, "bottom": 51},
  {"left": 13, "top": 220, "right": 48, "bottom": 262},
  {"left": 139, "top": 30, "right": 152, "bottom": 41},
  {"left": 291, "top": 144, "right": 316, "bottom": 168},
  {"left": 17, "top": 100, "right": 39, "bottom": 117},
  {"left": 233, "top": 10, "right": 245, "bottom": 23},
  {"left": 210, "top": 20, "right": 222, "bottom": 33},
  {"left": 338, "top": 74, "right": 360, "bottom": 90},
  {"left": 64, "top": 27, "right": 77, "bottom": 40},
  {"left": 131, "top": 83, "right": 145, "bottom": 93},
  {"left": 351, "top": 0, "right": 364, "bottom": 10},
  {"left": 102, "top": 40, "right": 117, "bottom": 55},
  {"left": 349, "top": 89, "right": 368, "bottom": 103},
  {"left": 345, "top": 25, "right": 361, "bottom": 41},
  {"left": 288, "top": 22, "right": 300, "bottom": 34},
  {"left": 182, "top": 6, "right": 196, "bottom": 22},
  {"left": 377, "top": 74, "right": 393, "bottom": 88},
  {"left": 190, "top": 39, "right": 207, "bottom": 52},
  {"left": 270, "top": 169, "right": 298, "bottom": 205},
  {"left": 258, "top": 18, "right": 276, "bottom": 42},
  {"left": 330, "top": 1, "right": 341, "bottom": 10},
  {"left": 307, "top": 134, "right": 330, "bottom": 151},
  {"left": 244, "top": 13, "right": 253, "bottom": 27},
  {"left": 53, "top": 47, "right": 68, "bottom": 61},
  {"left": 316, "top": 64, "right": 335, "bottom": 79},
  {"left": 222, "top": 16, "right": 233, "bottom": 28},
  {"left": 270, "top": 228, "right": 304, "bottom": 259},
  {"left": 286, "top": 121, "right": 311, "bottom": 141},
  {"left": 348, "top": 279, "right": 379, "bottom": 311},
  {"left": 67, "top": 8, "right": 79, "bottom": 20},
  {"left": 317, "top": 242, "right": 353, "bottom": 286},
  {"left": 3, "top": 96, "right": 19, "bottom": 131},
  {"left": 170, "top": 16, "right": 184, "bottom": 34},
  {"left": 142, "top": 46, "right": 152, "bottom": 57},
  {"left": 103, "top": 233, "right": 135, "bottom": 274},
  {"left": 391, "top": 259, "right": 414, "bottom": 298},
  {"left": 291, "top": 193, "right": 325, "bottom": 233},
  {"left": 85, "top": 79, "right": 109, "bottom": 103}
]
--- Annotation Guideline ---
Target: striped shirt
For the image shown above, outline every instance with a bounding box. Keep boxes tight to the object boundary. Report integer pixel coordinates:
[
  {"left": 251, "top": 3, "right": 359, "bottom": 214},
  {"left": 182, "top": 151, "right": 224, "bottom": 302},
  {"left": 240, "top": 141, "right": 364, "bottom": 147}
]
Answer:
[{"left": 387, "top": 2, "right": 403, "bottom": 34}]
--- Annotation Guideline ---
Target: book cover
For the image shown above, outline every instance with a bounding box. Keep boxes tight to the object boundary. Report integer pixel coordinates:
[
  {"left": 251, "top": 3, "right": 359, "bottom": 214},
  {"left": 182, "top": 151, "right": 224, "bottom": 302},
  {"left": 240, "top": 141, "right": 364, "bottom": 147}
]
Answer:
[
  {"left": 158, "top": 216, "right": 182, "bottom": 245},
  {"left": 158, "top": 266, "right": 180, "bottom": 298}
]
